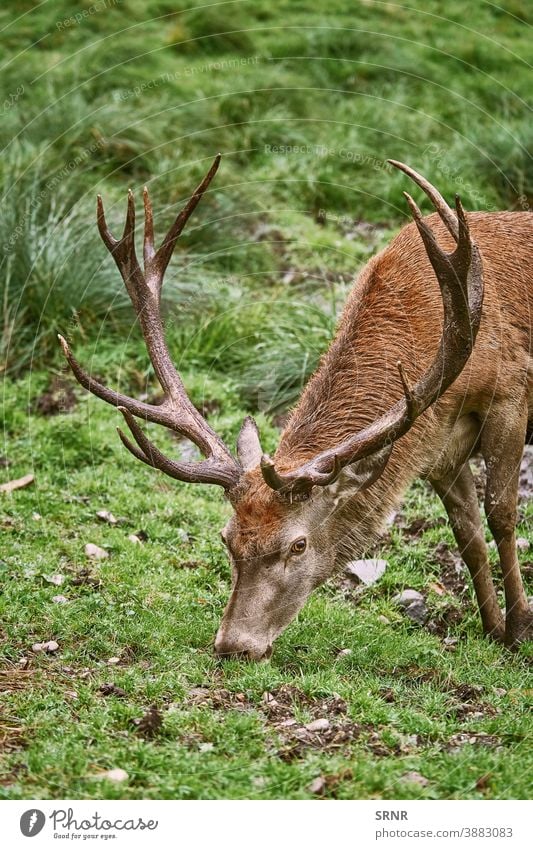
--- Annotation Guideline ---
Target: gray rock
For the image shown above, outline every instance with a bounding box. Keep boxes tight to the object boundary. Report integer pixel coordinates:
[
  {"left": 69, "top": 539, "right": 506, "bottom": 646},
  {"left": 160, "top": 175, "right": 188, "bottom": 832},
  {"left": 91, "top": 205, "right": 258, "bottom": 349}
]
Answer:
[
  {"left": 392, "top": 589, "right": 425, "bottom": 607},
  {"left": 404, "top": 600, "right": 429, "bottom": 624}
]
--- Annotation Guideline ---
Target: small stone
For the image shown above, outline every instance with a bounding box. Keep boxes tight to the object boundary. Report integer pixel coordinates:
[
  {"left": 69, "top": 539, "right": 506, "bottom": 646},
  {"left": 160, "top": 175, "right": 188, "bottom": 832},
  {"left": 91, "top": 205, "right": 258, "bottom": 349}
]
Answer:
[
  {"left": 85, "top": 543, "right": 108, "bottom": 560},
  {"left": 96, "top": 510, "right": 117, "bottom": 525},
  {"left": 401, "top": 771, "right": 429, "bottom": 787},
  {"left": 32, "top": 640, "right": 59, "bottom": 653},
  {"left": 176, "top": 528, "right": 189, "bottom": 544},
  {"left": 516, "top": 537, "right": 530, "bottom": 551},
  {"left": 128, "top": 534, "right": 142, "bottom": 544},
  {"left": 107, "top": 656, "right": 120, "bottom": 665},
  {"left": 393, "top": 589, "right": 425, "bottom": 607},
  {"left": 32, "top": 512, "right": 42, "bottom": 521},
  {"left": 404, "top": 600, "right": 429, "bottom": 624},
  {"left": 307, "top": 776, "right": 326, "bottom": 795},
  {"left": 337, "top": 648, "right": 352, "bottom": 656},
  {"left": 198, "top": 742, "right": 214, "bottom": 753},
  {"left": 345, "top": 558, "right": 387, "bottom": 585},
  {"left": 306, "top": 718, "right": 330, "bottom": 732},
  {"left": 378, "top": 615, "right": 391, "bottom": 625},
  {"left": 493, "top": 688, "right": 507, "bottom": 697},
  {"left": 52, "top": 595, "right": 68, "bottom": 604},
  {"left": 44, "top": 573, "right": 64, "bottom": 586},
  {"left": 99, "top": 768, "right": 128, "bottom": 783},
  {"left": 262, "top": 691, "right": 279, "bottom": 706},
  {"left": 443, "top": 636, "right": 459, "bottom": 647},
  {"left": 278, "top": 718, "right": 297, "bottom": 728}
]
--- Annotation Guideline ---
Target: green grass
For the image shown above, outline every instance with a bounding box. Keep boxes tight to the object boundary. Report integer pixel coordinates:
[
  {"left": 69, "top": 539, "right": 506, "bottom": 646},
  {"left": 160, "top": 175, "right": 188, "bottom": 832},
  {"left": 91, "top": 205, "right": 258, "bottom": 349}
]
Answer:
[
  {"left": 0, "top": 0, "right": 532, "bottom": 801},
  {"left": 1, "top": 0, "right": 532, "bottom": 379},
  {"left": 0, "top": 372, "right": 531, "bottom": 800}
]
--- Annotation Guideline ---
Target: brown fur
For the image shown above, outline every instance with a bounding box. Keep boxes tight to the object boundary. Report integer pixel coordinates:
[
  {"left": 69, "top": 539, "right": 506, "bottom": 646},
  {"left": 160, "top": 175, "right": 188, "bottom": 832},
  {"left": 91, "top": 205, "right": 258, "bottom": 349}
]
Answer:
[{"left": 216, "top": 210, "right": 533, "bottom": 658}]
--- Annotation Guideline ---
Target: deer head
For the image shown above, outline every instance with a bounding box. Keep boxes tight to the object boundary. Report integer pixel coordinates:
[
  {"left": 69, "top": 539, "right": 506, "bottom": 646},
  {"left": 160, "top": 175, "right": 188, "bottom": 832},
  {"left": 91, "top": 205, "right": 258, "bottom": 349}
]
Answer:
[{"left": 59, "top": 157, "right": 483, "bottom": 661}]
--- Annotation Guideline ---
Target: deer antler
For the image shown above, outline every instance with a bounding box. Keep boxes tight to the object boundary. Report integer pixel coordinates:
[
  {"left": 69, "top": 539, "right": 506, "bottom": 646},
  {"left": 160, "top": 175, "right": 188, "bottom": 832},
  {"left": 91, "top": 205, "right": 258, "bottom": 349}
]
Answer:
[
  {"left": 260, "top": 160, "right": 484, "bottom": 501},
  {"left": 59, "top": 155, "right": 242, "bottom": 491}
]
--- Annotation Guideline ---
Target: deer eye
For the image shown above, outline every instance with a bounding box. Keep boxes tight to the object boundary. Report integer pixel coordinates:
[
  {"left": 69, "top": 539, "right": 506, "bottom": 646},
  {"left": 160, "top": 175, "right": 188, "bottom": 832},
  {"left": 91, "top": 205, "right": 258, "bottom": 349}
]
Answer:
[{"left": 290, "top": 537, "right": 307, "bottom": 555}]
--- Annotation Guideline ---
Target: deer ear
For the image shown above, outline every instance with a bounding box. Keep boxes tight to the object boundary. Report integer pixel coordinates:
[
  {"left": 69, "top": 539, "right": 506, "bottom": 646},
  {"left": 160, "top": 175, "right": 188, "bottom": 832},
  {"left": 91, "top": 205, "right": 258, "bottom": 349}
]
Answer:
[
  {"left": 326, "top": 445, "right": 393, "bottom": 505},
  {"left": 237, "top": 416, "right": 263, "bottom": 471}
]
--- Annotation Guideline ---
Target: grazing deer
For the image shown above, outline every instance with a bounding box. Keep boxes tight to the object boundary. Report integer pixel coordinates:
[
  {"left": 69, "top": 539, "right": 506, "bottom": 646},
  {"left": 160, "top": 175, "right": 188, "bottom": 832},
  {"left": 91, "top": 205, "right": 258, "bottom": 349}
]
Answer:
[{"left": 59, "top": 156, "right": 533, "bottom": 659}]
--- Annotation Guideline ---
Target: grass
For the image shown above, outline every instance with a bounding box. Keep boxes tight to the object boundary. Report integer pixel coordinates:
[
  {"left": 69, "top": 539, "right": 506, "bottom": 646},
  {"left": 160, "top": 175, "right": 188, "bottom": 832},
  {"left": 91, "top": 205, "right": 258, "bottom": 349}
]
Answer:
[
  {"left": 1, "top": 0, "right": 532, "bottom": 378},
  {"left": 0, "top": 0, "right": 532, "bottom": 800},
  {"left": 0, "top": 372, "right": 531, "bottom": 800}
]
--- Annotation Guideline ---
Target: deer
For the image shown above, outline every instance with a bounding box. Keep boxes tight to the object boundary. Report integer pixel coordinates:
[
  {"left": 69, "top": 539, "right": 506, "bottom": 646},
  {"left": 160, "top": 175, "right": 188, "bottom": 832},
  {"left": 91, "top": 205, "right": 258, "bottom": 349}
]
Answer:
[{"left": 59, "top": 155, "right": 533, "bottom": 660}]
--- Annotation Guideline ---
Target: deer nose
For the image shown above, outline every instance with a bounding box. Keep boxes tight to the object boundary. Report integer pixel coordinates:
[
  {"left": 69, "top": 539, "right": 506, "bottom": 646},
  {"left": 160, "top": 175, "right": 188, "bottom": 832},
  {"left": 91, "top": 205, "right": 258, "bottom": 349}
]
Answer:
[{"left": 214, "top": 633, "right": 271, "bottom": 661}]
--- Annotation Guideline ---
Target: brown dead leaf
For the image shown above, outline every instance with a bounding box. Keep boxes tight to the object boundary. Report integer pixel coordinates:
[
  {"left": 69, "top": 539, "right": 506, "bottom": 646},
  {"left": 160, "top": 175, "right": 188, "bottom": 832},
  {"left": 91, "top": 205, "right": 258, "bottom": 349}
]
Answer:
[
  {"left": 99, "top": 683, "right": 127, "bottom": 699},
  {"left": 133, "top": 705, "right": 163, "bottom": 738}
]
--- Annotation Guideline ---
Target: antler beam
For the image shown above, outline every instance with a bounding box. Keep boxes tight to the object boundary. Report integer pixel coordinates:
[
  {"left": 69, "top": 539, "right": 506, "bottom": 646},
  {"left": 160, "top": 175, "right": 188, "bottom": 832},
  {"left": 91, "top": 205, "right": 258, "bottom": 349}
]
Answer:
[{"left": 260, "top": 161, "right": 484, "bottom": 500}]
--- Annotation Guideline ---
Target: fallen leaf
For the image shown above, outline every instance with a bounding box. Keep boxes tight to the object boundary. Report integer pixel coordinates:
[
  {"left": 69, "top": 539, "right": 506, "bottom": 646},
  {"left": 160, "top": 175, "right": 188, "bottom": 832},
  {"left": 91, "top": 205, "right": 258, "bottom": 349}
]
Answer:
[
  {"left": 345, "top": 558, "right": 387, "bottom": 585},
  {"left": 96, "top": 510, "right": 117, "bottom": 525},
  {"left": 306, "top": 718, "right": 330, "bottom": 732},
  {"left": 0, "top": 474, "right": 34, "bottom": 493},
  {"left": 428, "top": 581, "right": 446, "bottom": 596},
  {"left": 52, "top": 595, "right": 68, "bottom": 604},
  {"left": 32, "top": 640, "right": 59, "bottom": 653},
  {"left": 133, "top": 705, "right": 163, "bottom": 738},
  {"left": 475, "top": 773, "right": 492, "bottom": 791},
  {"left": 85, "top": 543, "right": 108, "bottom": 560},
  {"left": 32, "top": 512, "right": 42, "bottom": 521},
  {"left": 107, "top": 657, "right": 120, "bottom": 665},
  {"left": 99, "top": 683, "right": 127, "bottom": 699},
  {"left": 198, "top": 742, "right": 214, "bottom": 753}
]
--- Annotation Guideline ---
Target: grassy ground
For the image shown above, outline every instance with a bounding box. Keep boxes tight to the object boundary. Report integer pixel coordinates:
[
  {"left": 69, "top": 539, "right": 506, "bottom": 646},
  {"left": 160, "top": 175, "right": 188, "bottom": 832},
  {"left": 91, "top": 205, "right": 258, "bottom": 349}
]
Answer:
[
  {"left": 0, "top": 0, "right": 532, "bottom": 800},
  {"left": 0, "top": 371, "right": 532, "bottom": 800}
]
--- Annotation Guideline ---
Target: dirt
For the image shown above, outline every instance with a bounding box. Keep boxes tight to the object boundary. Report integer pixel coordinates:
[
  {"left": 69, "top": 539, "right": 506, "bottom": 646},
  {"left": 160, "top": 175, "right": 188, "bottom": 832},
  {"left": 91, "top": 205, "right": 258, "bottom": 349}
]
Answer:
[
  {"left": 445, "top": 732, "right": 502, "bottom": 753},
  {"left": 34, "top": 375, "right": 77, "bottom": 416},
  {"left": 69, "top": 567, "right": 102, "bottom": 591},
  {"left": 430, "top": 542, "right": 468, "bottom": 596},
  {"left": 185, "top": 684, "right": 411, "bottom": 761}
]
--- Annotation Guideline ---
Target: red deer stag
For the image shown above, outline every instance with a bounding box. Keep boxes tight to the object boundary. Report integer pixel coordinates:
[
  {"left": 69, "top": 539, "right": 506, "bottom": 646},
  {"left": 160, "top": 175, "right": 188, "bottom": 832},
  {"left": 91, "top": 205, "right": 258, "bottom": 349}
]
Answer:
[{"left": 59, "top": 155, "right": 533, "bottom": 659}]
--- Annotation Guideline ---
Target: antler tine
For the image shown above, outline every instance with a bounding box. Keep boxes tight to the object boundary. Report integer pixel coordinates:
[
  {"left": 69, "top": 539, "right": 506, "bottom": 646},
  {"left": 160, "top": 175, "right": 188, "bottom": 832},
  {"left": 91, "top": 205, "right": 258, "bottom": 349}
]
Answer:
[
  {"left": 59, "top": 156, "right": 243, "bottom": 492},
  {"left": 154, "top": 153, "right": 221, "bottom": 281},
  {"left": 388, "top": 159, "right": 459, "bottom": 240},
  {"left": 261, "top": 166, "right": 483, "bottom": 501},
  {"left": 396, "top": 360, "right": 416, "bottom": 421},
  {"left": 143, "top": 186, "right": 155, "bottom": 266},
  {"left": 117, "top": 408, "right": 240, "bottom": 488}
]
